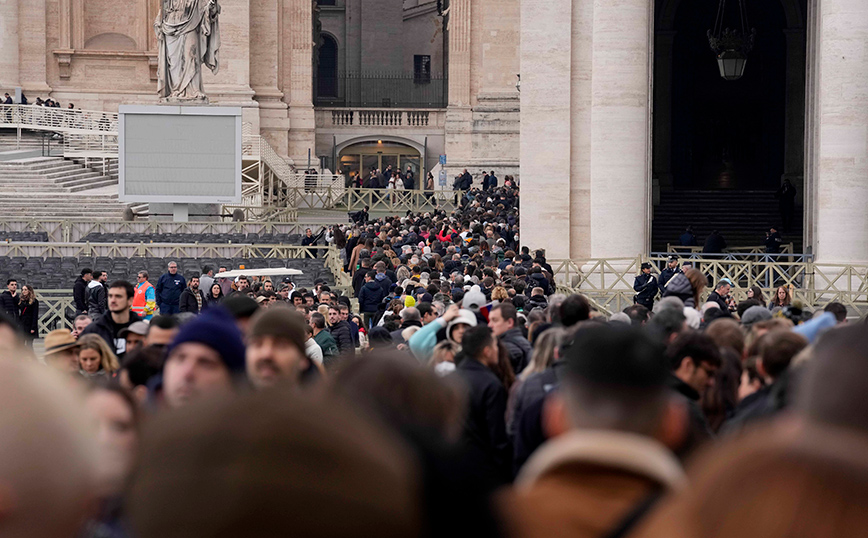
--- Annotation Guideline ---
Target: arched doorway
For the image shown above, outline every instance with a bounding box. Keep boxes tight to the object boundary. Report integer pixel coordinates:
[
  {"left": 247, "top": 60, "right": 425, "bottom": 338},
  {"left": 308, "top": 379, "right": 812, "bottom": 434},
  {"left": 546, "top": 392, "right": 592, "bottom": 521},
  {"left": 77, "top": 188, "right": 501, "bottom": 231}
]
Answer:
[
  {"left": 652, "top": 0, "right": 807, "bottom": 250},
  {"left": 338, "top": 140, "right": 422, "bottom": 185},
  {"left": 317, "top": 34, "right": 338, "bottom": 99}
]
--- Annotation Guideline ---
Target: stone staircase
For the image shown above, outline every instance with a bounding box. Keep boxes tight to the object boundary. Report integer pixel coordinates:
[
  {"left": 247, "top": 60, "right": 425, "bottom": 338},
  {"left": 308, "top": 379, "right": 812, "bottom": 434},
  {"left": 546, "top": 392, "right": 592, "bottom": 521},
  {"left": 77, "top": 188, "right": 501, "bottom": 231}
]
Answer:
[
  {"left": 0, "top": 157, "right": 145, "bottom": 218},
  {"left": 653, "top": 190, "right": 804, "bottom": 252}
]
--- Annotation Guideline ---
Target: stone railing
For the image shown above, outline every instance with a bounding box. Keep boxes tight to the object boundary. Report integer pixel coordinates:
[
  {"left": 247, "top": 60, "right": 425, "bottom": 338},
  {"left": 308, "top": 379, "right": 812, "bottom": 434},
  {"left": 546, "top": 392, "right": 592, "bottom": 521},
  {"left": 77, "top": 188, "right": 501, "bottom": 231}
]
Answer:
[{"left": 316, "top": 107, "right": 446, "bottom": 129}]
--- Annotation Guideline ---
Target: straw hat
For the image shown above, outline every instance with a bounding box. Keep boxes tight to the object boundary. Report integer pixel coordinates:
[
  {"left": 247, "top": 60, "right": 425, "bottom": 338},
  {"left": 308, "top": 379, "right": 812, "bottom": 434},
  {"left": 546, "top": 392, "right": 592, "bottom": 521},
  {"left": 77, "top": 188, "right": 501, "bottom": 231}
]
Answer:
[{"left": 43, "top": 329, "right": 80, "bottom": 356}]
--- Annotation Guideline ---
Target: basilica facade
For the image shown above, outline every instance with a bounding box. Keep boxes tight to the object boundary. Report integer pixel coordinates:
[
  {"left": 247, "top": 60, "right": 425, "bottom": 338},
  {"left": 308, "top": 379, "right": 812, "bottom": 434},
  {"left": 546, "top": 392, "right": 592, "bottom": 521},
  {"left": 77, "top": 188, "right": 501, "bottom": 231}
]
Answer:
[
  {"left": 0, "top": 0, "right": 519, "bottom": 179},
  {"left": 1, "top": 0, "right": 867, "bottom": 264}
]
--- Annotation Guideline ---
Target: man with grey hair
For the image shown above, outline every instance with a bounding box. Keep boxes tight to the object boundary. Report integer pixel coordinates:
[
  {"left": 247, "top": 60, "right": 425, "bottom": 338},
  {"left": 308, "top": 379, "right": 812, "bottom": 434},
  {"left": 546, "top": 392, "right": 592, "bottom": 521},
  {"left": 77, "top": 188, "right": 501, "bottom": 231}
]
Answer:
[
  {"left": 390, "top": 306, "right": 422, "bottom": 344},
  {"left": 156, "top": 261, "right": 186, "bottom": 315}
]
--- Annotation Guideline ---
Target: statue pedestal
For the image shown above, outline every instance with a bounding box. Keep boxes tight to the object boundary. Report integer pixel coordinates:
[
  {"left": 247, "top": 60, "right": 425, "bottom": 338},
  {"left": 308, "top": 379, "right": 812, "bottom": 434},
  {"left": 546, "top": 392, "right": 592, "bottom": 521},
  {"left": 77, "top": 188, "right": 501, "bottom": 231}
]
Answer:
[{"left": 160, "top": 96, "right": 210, "bottom": 105}]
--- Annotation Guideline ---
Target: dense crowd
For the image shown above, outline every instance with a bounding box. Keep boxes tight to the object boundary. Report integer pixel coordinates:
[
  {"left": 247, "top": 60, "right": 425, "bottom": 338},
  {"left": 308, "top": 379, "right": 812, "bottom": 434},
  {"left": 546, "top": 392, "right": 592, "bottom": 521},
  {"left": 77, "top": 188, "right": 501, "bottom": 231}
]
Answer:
[{"left": 2, "top": 180, "right": 868, "bottom": 538}]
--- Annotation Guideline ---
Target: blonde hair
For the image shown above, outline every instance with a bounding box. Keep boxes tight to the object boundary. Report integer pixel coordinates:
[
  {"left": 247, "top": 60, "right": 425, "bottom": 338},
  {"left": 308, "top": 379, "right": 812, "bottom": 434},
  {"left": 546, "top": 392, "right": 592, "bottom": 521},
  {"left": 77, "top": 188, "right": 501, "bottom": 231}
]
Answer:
[
  {"left": 77, "top": 334, "right": 120, "bottom": 373},
  {"left": 427, "top": 341, "right": 457, "bottom": 369},
  {"left": 519, "top": 328, "right": 564, "bottom": 380},
  {"left": 491, "top": 286, "right": 508, "bottom": 302}
]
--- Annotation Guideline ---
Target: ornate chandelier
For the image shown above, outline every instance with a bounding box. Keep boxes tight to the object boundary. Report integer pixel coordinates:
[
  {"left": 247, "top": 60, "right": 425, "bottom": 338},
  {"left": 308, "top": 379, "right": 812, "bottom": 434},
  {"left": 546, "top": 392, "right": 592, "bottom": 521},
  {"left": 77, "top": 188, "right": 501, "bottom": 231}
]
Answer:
[{"left": 707, "top": 0, "right": 757, "bottom": 81}]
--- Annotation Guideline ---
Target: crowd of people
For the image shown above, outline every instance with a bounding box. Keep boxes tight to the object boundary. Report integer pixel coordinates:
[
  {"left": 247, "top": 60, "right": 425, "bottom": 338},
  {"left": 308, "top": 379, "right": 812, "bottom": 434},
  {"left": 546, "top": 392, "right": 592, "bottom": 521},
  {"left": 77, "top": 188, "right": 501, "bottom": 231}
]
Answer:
[
  {"left": 2, "top": 92, "right": 74, "bottom": 108},
  {"left": 2, "top": 179, "right": 868, "bottom": 538}
]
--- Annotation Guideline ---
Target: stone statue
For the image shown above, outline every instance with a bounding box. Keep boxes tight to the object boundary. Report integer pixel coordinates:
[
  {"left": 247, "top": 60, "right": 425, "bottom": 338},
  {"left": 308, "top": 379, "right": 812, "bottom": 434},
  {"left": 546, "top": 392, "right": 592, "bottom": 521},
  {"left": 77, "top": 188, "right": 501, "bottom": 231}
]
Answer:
[{"left": 154, "top": 0, "right": 222, "bottom": 102}]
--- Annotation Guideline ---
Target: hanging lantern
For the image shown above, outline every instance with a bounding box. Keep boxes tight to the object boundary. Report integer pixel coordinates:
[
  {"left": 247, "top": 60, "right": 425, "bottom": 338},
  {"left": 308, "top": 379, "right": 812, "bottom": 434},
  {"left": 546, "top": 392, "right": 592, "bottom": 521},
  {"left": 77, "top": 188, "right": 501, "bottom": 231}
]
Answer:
[
  {"left": 716, "top": 49, "right": 748, "bottom": 81},
  {"left": 708, "top": 0, "right": 756, "bottom": 81}
]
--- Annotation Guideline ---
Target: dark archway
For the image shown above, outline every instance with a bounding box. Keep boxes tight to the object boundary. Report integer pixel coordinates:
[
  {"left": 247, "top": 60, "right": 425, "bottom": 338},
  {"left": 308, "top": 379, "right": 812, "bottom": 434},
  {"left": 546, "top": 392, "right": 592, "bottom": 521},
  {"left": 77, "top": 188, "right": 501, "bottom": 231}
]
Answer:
[
  {"left": 316, "top": 34, "right": 338, "bottom": 99},
  {"left": 652, "top": 0, "right": 808, "bottom": 250}
]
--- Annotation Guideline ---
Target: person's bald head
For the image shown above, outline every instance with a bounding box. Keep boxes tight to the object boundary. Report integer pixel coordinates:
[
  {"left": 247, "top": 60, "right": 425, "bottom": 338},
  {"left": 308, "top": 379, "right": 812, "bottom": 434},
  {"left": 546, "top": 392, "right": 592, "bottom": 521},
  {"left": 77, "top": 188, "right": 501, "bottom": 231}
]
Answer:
[{"left": 0, "top": 359, "right": 99, "bottom": 538}]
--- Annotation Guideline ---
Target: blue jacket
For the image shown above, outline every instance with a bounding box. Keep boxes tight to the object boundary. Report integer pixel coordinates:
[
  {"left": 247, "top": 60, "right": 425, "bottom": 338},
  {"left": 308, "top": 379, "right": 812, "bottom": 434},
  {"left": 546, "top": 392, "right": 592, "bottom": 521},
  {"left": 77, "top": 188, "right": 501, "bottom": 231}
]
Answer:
[
  {"left": 358, "top": 281, "right": 386, "bottom": 313},
  {"left": 156, "top": 272, "right": 187, "bottom": 309}
]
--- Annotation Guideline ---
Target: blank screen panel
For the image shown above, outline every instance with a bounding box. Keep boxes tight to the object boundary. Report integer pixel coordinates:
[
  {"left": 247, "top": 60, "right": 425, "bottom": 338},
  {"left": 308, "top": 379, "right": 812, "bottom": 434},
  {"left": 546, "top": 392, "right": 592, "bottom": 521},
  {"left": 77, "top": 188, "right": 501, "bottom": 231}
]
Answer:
[{"left": 119, "top": 107, "right": 241, "bottom": 203}]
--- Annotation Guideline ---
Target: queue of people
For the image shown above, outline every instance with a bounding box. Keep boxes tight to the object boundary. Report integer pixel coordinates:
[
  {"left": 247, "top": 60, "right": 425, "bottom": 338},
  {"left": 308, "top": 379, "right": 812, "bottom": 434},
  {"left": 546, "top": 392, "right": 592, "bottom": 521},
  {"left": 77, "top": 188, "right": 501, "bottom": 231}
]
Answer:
[
  {"left": 0, "top": 258, "right": 864, "bottom": 538},
  {"left": 3, "top": 178, "right": 868, "bottom": 538}
]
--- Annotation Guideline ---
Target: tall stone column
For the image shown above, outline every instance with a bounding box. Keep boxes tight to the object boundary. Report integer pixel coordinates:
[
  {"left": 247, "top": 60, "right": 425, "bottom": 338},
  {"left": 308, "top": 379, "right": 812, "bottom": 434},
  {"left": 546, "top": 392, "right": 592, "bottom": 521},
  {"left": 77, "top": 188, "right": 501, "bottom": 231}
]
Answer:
[
  {"left": 519, "top": 0, "right": 572, "bottom": 259},
  {"left": 19, "top": 0, "right": 51, "bottom": 94},
  {"left": 251, "top": 0, "right": 289, "bottom": 152},
  {"left": 0, "top": 0, "right": 20, "bottom": 90},
  {"left": 589, "top": 0, "right": 652, "bottom": 259},
  {"left": 285, "top": 0, "right": 316, "bottom": 165},
  {"left": 445, "top": 0, "right": 473, "bottom": 173},
  {"left": 815, "top": 0, "right": 868, "bottom": 263}
]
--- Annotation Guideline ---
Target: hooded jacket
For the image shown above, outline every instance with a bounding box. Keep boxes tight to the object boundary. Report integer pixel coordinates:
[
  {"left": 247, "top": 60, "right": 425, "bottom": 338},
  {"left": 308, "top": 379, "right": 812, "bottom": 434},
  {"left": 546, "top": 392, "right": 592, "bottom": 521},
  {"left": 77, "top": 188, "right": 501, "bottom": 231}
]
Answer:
[
  {"left": 80, "top": 310, "right": 143, "bottom": 358},
  {"left": 662, "top": 273, "right": 695, "bottom": 308},
  {"left": 87, "top": 280, "right": 107, "bottom": 316},
  {"left": 527, "top": 294, "right": 549, "bottom": 312},
  {"left": 358, "top": 280, "right": 387, "bottom": 313}
]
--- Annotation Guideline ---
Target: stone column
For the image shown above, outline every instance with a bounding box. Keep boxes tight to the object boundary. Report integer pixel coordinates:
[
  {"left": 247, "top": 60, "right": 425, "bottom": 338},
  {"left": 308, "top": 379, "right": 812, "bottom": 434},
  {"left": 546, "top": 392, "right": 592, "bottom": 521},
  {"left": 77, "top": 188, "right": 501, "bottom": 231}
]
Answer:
[
  {"left": 589, "top": 0, "right": 652, "bottom": 259},
  {"left": 445, "top": 0, "right": 473, "bottom": 172},
  {"left": 569, "top": 0, "right": 593, "bottom": 259},
  {"left": 519, "top": 0, "right": 572, "bottom": 259},
  {"left": 285, "top": 0, "right": 316, "bottom": 165},
  {"left": 251, "top": 0, "right": 289, "bottom": 152},
  {"left": 815, "top": 0, "right": 868, "bottom": 263},
  {"left": 0, "top": 0, "right": 20, "bottom": 89},
  {"left": 19, "top": 0, "right": 51, "bottom": 94}
]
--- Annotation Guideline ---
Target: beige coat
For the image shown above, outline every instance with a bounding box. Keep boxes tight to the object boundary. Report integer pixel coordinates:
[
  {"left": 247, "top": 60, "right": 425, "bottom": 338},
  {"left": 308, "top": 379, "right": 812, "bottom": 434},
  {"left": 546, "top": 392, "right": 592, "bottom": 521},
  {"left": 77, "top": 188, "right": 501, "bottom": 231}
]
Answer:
[{"left": 499, "top": 430, "right": 685, "bottom": 538}]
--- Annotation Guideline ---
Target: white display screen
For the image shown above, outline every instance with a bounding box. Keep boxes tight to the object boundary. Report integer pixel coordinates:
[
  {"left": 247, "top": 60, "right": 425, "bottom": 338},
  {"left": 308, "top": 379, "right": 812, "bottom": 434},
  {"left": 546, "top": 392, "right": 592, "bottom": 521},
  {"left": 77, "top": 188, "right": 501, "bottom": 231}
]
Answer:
[{"left": 119, "top": 106, "right": 242, "bottom": 203}]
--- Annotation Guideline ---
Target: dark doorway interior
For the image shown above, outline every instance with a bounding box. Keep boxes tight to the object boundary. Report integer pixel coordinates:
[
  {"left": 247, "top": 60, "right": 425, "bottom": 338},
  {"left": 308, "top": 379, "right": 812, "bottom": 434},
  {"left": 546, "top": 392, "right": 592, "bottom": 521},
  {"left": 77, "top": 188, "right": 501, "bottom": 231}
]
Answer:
[
  {"left": 669, "top": 0, "right": 786, "bottom": 190},
  {"left": 652, "top": 0, "right": 807, "bottom": 251},
  {"left": 317, "top": 34, "right": 338, "bottom": 99}
]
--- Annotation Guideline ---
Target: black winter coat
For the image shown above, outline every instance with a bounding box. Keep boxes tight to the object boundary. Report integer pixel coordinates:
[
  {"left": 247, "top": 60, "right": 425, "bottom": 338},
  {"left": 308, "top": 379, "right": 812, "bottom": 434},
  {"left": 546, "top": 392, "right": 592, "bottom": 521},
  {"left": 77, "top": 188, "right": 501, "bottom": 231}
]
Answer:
[
  {"left": 179, "top": 288, "right": 207, "bottom": 314},
  {"left": 73, "top": 277, "right": 88, "bottom": 312},
  {"left": 328, "top": 320, "right": 354, "bottom": 354},
  {"left": 18, "top": 299, "right": 38, "bottom": 336},
  {"left": 80, "top": 311, "right": 143, "bottom": 358},
  {"left": 0, "top": 291, "right": 19, "bottom": 320},
  {"left": 633, "top": 273, "right": 658, "bottom": 306},
  {"left": 456, "top": 358, "right": 512, "bottom": 487},
  {"left": 499, "top": 328, "right": 532, "bottom": 374}
]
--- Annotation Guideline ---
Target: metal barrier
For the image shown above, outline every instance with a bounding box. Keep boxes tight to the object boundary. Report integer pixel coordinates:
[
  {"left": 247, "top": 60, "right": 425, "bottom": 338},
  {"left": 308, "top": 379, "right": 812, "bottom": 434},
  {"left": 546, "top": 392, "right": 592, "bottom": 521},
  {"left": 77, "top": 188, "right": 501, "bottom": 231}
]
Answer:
[
  {"left": 35, "top": 290, "right": 76, "bottom": 333},
  {"left": 0, "top": 242, "right": 342, "bottom": 260},
  {"left": 550, "top": 256, "right": 868, "bottom": 318},
  {"left": 26, "top": 242, "right": 352, "bottom": 334},
  {"left": 340, "top": 187, "right": 460, "bottom": 212}
]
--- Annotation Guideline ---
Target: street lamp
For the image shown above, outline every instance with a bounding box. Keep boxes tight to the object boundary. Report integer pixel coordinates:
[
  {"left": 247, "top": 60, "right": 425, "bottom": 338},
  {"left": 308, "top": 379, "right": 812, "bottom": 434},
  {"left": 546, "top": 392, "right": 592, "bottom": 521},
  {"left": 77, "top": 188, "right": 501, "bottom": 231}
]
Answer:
[{"left": 707, "top": 0, "right": 756, "bottom": 81}]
